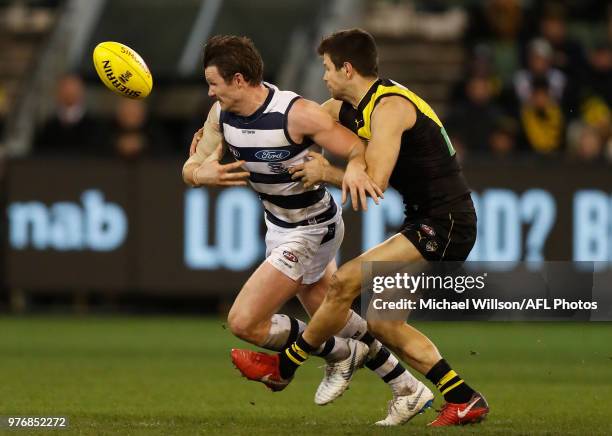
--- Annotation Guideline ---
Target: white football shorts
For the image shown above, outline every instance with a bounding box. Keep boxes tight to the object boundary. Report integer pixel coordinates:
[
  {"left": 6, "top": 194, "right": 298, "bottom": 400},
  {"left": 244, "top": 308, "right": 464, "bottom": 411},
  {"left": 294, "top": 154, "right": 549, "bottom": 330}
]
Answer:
[{"left": 265, "top": 215, "right": 344, "bottom": 285}]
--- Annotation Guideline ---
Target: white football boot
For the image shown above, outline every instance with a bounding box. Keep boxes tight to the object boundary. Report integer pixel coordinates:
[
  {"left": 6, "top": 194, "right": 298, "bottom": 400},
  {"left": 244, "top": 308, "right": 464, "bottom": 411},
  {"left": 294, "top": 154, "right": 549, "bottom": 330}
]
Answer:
[
  {"left": 314, "top": 339, "right": 369, "bottom": 405},
  {"left": 375, "top": 381, "right": 434, "bottom": 426}
]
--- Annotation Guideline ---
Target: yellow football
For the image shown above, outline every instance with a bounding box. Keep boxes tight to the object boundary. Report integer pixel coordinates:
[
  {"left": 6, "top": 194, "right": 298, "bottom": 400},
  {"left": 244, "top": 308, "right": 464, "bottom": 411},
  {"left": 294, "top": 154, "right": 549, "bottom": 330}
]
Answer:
[{"left": 93, "top": 41, "right": 152, "bottom": 99}]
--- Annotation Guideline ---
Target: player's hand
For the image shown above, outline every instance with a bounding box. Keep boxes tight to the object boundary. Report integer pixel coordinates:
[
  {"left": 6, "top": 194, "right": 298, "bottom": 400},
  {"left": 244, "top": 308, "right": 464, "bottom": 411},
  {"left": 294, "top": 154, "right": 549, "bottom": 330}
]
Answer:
[
  {"left": 342, "top": 162, "right": 383, "bottom": 211},
  {"left": 193, "top": 159, "right": 250, "bottom": 187},
  {"left": 189, "top": 127, "right": 204, "bottom": 156},
  {"left": 289, "top": 151, "right": 329, "bottom": 188}
]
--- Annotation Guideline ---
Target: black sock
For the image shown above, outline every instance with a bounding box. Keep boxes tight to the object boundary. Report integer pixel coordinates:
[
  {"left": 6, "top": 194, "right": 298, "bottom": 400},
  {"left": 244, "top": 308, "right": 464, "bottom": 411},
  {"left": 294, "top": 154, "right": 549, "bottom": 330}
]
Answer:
[
  {"left": 278, "top": 334, "right": 316, "bottom": 379},
  {"left": 359, "top": 332, "right": 376, "bottom": 347},
  {"left": 312, "top": 336, "right": 335, "bottom": 358},
  {"left": 426, "top": 359, "right": 476, "bottom": 403}
]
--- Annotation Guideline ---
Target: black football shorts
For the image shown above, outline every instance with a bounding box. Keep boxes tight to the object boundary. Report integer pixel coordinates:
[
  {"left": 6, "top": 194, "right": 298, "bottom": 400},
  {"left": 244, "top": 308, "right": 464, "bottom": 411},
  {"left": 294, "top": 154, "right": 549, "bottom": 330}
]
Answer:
[{"left": 399, "top": 208, "right": 477, "bottom": 262}]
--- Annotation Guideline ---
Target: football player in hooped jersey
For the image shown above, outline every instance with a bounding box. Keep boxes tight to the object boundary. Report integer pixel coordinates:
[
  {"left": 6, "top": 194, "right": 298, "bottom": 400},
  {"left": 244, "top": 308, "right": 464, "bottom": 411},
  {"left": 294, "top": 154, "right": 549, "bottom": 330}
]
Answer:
[
  {"left": 232, "top": 29, "right": 490, "bottom": 427},
  {"left": 183, "top": 35, "right": 433, "bottom": 425}
]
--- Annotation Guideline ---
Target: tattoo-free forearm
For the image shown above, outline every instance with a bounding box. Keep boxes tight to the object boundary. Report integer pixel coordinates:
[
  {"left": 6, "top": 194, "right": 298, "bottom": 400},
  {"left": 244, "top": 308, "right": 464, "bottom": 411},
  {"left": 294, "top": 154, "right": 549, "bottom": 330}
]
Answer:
[
  {"left": 323, "top": 165, "right": 345, "bottom": 188},
  {"left": 182, "top": 142, "right": 225, "bottom": 187},
  {"left": 182, "top": 162, "right": 200, "bottom": 187},
  {"left": 346, "top": 140, "right": 367, "bottom": 170}
]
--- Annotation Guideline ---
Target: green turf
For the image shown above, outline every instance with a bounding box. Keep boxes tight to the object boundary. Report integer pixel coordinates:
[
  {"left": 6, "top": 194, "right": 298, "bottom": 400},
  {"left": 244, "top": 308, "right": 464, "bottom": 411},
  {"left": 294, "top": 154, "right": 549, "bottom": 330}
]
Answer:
[{"left": 0, "top": 317, "right": 610, "bottom": 435}]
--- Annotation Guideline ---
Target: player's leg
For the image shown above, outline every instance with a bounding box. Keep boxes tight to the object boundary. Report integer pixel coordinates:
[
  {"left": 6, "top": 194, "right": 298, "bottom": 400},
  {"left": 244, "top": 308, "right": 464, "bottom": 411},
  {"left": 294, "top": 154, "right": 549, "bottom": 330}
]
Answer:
[
  {"left": 226, "top": 260, "right": 302, "bottom": 346},
  {"left": 228, "top": 259, "right": 353, "bottom": 357},
  {"left": 292, "top": 234, "right": 423, "bottom": 353},
  {"left": 230, "top": 220, "right": 365, "bottom": 390},
  {"left": 278, "top": 234, "right": 435, "bottom": 376},
  {"left": 298, "top": 262, "right": 433, "bottom": 424},
  {"left": 384, "top": 212, "right": 488, "bottom": 426},
  {"left": 280, "top": 233, "right": 486, "bottom": 421},
  {"left": 298, "top": 262, "right": 421, "bottom": 398},
  {"left": 228, "top": 259, "right": 359, "bottom": 391},
  {"left": 228, "top": 216, "right": 341, "bottom": 351}
]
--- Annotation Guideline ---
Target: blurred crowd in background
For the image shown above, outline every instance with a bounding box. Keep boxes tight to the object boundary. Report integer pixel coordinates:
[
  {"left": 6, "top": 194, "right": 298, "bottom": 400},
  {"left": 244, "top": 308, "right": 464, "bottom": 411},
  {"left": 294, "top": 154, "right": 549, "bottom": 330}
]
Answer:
[
  {"left": 449, "top": 0, "right": 611, "bottom": 163},
  {"left": 32, "top": 74, "right": 171, "bottom": 160},
  {"left": 0, "top": 0, "right": 610, "bottom": 164}
]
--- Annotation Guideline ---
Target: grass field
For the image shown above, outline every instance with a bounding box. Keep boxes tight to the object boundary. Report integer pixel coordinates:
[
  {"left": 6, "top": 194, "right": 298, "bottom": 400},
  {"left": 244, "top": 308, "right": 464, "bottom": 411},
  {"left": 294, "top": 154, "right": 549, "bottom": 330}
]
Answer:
[{"left": 0, "top": 317, "right": 610, "bottom": 435}]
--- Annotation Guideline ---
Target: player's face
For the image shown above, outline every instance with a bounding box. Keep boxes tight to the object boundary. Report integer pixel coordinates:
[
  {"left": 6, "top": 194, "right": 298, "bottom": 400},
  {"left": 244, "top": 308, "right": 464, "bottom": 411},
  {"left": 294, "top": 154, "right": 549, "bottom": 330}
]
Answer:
[
  {"left": 321, "top": 54, "right": 346, "bottom": 99},
  {"left": 205, "top": 66, "right": 241, "bottom": 111}
]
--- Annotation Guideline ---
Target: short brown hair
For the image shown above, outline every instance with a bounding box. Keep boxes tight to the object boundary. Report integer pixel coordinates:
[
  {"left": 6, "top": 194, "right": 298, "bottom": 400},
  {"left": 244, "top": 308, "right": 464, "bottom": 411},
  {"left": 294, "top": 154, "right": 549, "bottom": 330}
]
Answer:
[
  {"left": 317, "top": 28, "right": 378, "bottom": 77},
  {"left": 203, "top": 35, "right": 264, "bottom": 85}
]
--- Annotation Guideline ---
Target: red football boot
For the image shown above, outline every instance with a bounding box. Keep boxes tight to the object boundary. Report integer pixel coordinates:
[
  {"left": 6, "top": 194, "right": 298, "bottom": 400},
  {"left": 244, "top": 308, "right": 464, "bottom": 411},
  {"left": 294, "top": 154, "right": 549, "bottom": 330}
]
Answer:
[
  {"left": 230, "top": 349, "right": 292, "bottom": 392},
  {"left": 428, "top": 392, "right": 489, "bottom": 426}
]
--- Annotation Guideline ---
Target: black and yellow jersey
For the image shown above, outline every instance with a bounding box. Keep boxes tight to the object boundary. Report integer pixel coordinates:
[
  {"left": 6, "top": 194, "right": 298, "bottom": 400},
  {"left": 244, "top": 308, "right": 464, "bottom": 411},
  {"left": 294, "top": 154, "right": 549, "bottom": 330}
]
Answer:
[{"left": 339, "top": 78, "right": 471, "bottom": 217}]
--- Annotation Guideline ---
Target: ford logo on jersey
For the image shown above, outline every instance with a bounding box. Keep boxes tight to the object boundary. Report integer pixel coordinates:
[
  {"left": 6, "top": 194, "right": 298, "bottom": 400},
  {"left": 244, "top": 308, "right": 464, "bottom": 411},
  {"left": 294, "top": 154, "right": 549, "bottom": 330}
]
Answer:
[{"left": 255, "top": 150, "right": 291, "bottom": 161}]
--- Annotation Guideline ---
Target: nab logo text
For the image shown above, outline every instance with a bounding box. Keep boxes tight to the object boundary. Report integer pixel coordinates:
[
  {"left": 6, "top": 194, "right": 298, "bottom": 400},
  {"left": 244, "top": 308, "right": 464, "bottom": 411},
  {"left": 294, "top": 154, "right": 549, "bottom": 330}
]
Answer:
[{"left": 8, "top": 190, "right": 128, "bottom": 252}]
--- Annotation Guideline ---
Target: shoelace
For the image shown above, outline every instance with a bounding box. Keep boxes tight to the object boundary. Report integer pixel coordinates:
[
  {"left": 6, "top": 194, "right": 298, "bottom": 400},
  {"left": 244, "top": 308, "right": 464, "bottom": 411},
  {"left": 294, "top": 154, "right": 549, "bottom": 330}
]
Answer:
[{"left": 318, "top": 363, "right": 339, "bottom": 377}]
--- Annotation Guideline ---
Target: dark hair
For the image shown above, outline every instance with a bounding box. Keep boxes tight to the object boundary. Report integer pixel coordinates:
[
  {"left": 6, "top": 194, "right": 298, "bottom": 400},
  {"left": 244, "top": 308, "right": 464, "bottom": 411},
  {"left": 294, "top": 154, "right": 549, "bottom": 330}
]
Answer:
[
  {"left": 203, "top": 35, "right": 264, "bottom": 85},
  {"left": 317, "top": 28, "right": 378, "bottom": 77}
]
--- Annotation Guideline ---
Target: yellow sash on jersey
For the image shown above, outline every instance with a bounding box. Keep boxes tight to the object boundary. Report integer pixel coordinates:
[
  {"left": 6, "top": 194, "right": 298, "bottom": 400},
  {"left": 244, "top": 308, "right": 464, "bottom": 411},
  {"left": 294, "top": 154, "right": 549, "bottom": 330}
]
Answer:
[
  {"left": 357, "top": 81, "right": 443, "bottom": 140},
  {"left": 357, "top": 80, "right": 455, "bottom": 156}
]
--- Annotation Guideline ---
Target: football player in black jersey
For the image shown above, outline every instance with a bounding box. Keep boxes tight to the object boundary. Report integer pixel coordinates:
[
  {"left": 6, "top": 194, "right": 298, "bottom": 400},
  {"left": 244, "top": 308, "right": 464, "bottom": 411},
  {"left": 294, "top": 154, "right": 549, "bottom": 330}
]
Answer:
[{"left": 232, "top": 29, "right": 489, "bottom": 427}]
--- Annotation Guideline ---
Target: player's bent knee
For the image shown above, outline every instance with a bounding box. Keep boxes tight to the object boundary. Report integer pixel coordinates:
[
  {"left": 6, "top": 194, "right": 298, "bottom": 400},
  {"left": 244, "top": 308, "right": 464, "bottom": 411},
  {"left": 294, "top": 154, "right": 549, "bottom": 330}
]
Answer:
[
  {"left": 326, "top": 276, "right": 357, "bottom": 309},
  {"left": 227, "top": 310, "right": 259, "bottom": 343},
  {"left": 326, "top": 265, "right": 360, "bottom": 304}
]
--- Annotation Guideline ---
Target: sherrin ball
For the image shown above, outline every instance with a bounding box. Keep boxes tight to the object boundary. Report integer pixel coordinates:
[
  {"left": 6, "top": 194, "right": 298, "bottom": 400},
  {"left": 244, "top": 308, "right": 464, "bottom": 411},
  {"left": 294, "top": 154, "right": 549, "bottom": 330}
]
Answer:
[{"left": 93, "top": 41, "right": 152, "bottom": 99}]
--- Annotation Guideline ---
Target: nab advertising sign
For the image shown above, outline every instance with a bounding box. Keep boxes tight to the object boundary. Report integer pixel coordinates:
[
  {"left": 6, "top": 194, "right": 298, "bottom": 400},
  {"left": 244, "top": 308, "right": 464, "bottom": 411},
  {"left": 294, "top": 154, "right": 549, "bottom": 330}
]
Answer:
[{"left": 5, "top": 159, "right": 132, "bottom": 290}]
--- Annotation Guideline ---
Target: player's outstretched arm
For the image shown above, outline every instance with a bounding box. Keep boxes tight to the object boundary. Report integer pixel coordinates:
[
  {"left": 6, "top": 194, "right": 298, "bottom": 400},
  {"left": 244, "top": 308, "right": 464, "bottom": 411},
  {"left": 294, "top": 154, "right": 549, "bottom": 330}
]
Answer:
[
  {"left": 366, "top": 96, "right": 416, "bottom": 191},
  {"left": 182, "top": 102, "right": 249, "bottom": 187},
  {"left": 287, "top": 98, "right": 382, "bottom": 210}
]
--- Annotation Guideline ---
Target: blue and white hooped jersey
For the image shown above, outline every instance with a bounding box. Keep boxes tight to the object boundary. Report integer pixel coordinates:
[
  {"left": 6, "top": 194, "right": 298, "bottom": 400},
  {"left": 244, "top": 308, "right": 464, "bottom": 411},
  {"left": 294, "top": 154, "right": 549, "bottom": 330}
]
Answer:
[{"left": 218, "top": 83, "right": 337, "bottom": 228}]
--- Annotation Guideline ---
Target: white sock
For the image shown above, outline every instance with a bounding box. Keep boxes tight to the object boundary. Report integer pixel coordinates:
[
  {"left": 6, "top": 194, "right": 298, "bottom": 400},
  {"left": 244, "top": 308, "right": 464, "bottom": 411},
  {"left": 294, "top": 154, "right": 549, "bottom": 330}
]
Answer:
[
  {"left": 262, "top": 314, "right": 349, "bottom": 361},
  {"left": 388, "top": 371, "right": 419, "bottom": 397},
  {"left": 262, "top": 314, "right": 306, "bottom": 351},
  {"left": 336, "top": 310, "right": 419, "bottom": 396},
  {"left": 336, "top": 310, "right": 368, "bottom": 339},
  {"left": 313, "top": 336, "right": 350, "bottom": 361},
  {"left": 366, "top": 345, "right": 419, "bottom": 396}
]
